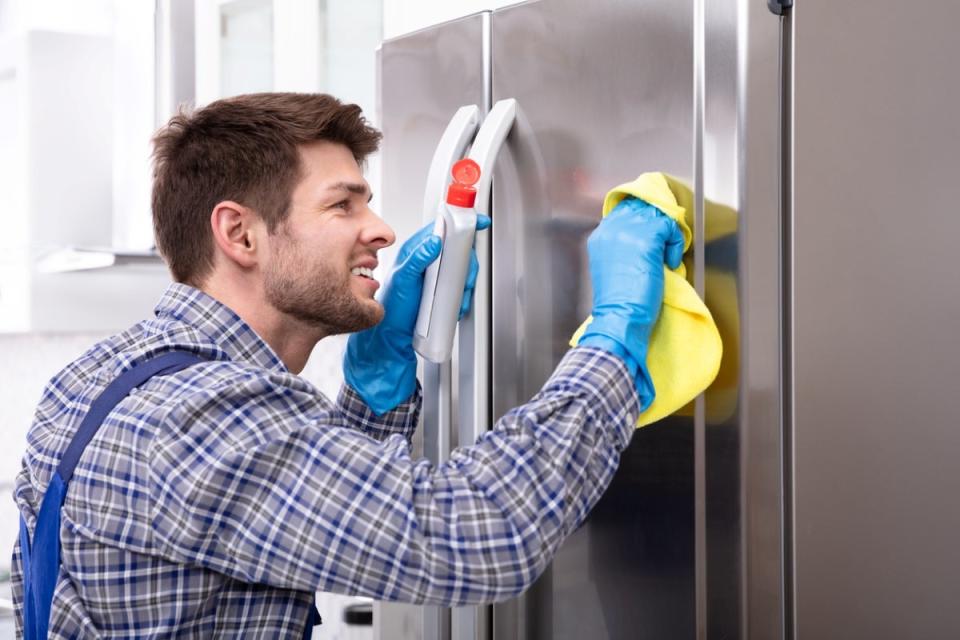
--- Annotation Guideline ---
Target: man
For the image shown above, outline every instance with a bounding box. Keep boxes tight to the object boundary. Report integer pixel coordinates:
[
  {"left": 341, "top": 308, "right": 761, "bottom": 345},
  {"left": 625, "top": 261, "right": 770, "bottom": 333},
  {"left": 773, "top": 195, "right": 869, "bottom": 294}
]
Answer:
[{"left": 12, "top": 93, "right": 683, "bottom": 637}]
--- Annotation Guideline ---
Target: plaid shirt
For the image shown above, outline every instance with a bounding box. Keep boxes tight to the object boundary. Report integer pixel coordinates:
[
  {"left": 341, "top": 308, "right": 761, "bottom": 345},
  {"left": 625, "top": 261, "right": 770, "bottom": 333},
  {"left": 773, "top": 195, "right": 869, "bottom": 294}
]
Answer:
[{"left": 12, "top": 283, "right": 639, "bottom": 638}]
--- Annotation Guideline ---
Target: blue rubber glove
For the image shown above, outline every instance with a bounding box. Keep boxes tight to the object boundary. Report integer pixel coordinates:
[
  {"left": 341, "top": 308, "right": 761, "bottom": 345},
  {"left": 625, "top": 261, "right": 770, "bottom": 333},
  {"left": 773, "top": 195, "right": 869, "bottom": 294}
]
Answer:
[
  {"left": 344, "top": 214, "right": 492, "bottom": 415},
  {"left": 578, "top": 197, "right": 684, "bottom": 410}
]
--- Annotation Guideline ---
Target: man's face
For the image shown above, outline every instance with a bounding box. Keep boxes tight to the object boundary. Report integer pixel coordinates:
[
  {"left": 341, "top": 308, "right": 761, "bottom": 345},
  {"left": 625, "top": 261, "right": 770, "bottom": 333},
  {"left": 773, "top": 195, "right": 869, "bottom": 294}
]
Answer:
[{"left": 263, "top": 141, "right": 395, "bottom": 335}]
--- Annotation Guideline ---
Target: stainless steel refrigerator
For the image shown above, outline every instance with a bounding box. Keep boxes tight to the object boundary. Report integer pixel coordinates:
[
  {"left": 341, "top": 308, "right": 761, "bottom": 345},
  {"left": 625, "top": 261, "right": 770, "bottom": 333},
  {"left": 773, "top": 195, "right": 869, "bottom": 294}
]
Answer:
[{"left": 375, "top": 1, "right": 960, "bottom": 638}]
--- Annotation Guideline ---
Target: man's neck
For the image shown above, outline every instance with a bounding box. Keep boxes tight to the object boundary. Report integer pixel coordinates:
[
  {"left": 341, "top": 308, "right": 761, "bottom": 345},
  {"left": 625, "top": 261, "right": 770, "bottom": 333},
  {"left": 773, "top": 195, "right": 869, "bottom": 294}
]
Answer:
[{"left": 199, "top": 279, "right": 324, "bottom": 374}]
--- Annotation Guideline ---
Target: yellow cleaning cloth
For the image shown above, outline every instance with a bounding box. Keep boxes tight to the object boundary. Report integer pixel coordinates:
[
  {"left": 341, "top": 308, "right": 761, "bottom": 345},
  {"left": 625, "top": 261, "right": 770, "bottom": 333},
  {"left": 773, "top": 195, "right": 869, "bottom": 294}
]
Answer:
[{"left": 570, "top": 172, "right": 723, "bottom": 427}]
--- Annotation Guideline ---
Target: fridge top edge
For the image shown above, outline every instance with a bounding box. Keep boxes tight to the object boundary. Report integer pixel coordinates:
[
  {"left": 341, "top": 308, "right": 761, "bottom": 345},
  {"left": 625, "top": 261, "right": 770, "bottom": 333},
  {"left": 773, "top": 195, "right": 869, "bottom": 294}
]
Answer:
[
  {"left": 380, "top": 0, "right": 538, "bottom": 46},
  {"left": 380, "top": 10, "right": 492, "bottom": 47}
]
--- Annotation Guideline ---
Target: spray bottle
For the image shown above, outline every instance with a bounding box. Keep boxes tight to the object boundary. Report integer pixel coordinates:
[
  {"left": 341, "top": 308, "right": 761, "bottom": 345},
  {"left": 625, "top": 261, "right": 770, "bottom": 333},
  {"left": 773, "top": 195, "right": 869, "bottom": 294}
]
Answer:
[{"left": 413, "top": 158, "right": 482, "bottom": 363}]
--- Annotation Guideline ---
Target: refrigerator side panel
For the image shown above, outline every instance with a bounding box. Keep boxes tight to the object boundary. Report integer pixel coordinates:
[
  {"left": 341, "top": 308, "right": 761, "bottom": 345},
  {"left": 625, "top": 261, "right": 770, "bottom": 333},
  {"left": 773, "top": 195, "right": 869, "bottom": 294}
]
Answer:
[
  {"left": 490, "top": 1, "right": 696, "bottom": 638},
  {"left": 792, "top": 1, "right": 960, "bottom": 638},
  {"left": 376, "top": 15, "right": 486, "bottom": 640}
]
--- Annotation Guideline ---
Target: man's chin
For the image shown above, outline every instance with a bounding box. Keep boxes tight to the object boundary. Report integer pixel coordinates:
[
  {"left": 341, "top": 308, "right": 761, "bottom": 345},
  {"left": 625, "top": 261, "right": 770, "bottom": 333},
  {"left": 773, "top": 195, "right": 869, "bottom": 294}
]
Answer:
[
  {"left": 327, "top": 295, "right": 382, "bottom": 335},
  {"left": 357, "top": 297, "right": 385, "bottom": 328},
  {"left": 271, "top": 295, "right": 383, "bottom": 336}
]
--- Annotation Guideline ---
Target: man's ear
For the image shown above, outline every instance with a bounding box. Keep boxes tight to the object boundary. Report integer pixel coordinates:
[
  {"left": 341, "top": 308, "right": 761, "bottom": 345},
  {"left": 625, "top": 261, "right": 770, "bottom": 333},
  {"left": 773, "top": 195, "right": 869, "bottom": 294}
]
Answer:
[{"left": 210, "top": 201, "right": 262, "bottom": 269}]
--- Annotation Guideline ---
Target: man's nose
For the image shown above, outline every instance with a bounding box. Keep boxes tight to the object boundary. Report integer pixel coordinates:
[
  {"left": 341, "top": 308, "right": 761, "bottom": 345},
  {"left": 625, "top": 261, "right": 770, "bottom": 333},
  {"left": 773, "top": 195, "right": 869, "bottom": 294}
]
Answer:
[{"left": 362, "top": 207, "right": 396, "bottom": 249}]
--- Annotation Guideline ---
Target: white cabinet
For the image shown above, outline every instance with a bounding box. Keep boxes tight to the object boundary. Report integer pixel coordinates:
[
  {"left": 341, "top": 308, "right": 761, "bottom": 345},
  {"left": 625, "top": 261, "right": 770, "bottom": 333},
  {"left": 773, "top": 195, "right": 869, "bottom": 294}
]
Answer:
[
  {"left": 195, "top": 0, "right": 381, "bottom": 121},
  {"left": 195, "top": 0, "right": 381, "bottom": 105}
]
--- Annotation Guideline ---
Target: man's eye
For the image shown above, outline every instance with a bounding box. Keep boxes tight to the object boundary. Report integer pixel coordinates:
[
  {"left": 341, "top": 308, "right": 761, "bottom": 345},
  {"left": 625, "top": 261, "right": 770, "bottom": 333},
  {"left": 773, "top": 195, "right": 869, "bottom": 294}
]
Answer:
[{"left": 333, "top": 200, "right": 350, "bottom": 210}]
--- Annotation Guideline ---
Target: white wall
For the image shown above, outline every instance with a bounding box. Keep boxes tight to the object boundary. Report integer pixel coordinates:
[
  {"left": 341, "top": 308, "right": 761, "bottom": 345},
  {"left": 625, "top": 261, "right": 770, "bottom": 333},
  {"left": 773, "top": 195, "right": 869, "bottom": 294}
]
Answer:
[
  {"left": 1, "top": 0, "right": 112, "bottom": 35},
  {"left": 382, "top": 0, "right": 522, "bottom": 39},
  {"left": 111, "top": 0, "right": 157, "bottom": 250}
]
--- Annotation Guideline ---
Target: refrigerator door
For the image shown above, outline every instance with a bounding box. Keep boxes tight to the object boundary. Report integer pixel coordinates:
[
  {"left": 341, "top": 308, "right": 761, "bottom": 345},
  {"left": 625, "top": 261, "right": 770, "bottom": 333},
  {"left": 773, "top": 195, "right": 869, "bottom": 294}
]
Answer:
[
  {"left": 378, "top": 2, "right": 787, "bottom": 638},
  {"left": 377, "top": 14, "right": 488, "bottom": 640},
  {"left": 489, "top": 1, "right": 697, "bottom": 638},
  {"left": 489, "top": 0, "right": 786, "bottom": 638}
]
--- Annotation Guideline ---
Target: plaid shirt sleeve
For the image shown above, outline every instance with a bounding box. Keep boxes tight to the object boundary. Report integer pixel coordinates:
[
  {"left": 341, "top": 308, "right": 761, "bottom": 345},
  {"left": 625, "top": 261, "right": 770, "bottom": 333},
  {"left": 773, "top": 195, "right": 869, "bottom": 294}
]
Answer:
[
  {"left": 147, "top": 346, "right": 638, "bottom": 605},
  {"left": 10, "top": 470, "right": 26, "bottom": 635},
  {"left": 336, "top": 382, "right": 422, "bottom": 445}
]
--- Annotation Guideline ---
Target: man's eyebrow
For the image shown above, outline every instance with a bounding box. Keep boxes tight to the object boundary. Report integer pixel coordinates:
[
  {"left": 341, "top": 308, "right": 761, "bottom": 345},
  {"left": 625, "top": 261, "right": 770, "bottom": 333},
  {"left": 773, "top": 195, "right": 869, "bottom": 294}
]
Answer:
[{"left": 328, "top": 181, "right": 370, "bottom": 197}]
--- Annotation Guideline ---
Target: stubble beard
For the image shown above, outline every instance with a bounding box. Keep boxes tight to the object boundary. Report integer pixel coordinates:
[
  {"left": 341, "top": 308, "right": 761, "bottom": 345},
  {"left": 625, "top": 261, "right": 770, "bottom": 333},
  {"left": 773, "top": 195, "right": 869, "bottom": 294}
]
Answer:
[{"left": 264, "top": 232, "right": 383, "bottom": 335}]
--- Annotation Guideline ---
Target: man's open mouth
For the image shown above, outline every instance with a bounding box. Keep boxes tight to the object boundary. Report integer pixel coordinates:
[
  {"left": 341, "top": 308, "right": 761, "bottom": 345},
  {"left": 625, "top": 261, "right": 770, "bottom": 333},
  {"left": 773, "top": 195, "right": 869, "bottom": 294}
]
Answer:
[{"left": 351, "top": 266, "right": 375, "bottom": 279}]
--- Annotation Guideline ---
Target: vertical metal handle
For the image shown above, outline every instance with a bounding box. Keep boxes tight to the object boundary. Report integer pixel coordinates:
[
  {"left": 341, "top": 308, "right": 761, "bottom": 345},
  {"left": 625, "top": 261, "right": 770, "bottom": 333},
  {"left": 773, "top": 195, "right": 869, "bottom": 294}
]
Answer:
[
  {"left": 422, "top": 106, "right": 481, "bottom": 220},
  {"left": 458, "top": 99, "right": 517, "bottom": 451},
  {"left": 420, "top": 100, "right": 516, "bottom": 640},
  {"left": 420, "top": 105, "right": 480, "bottom": 640},
  {"left": 420, "top": 104, "right": 480, "bottom": 466}
]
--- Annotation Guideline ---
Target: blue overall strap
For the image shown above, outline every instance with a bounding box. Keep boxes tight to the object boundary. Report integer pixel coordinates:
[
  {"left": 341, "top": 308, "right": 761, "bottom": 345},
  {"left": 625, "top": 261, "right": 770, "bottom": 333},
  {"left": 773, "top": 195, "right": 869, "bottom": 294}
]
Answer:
[
  {"left": 58, "top": 352, "right": 207, "bottom": 483},
  {"left": 19, "top": 351, "right": 207, "bottom": 640}
]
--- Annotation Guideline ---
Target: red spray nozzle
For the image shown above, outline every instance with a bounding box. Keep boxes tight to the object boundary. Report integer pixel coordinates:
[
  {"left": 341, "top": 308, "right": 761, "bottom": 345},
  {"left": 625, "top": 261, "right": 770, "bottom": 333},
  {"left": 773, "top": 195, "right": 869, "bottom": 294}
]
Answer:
[{"left": 446, "top": 158, "right": 481, "bottom": 207}]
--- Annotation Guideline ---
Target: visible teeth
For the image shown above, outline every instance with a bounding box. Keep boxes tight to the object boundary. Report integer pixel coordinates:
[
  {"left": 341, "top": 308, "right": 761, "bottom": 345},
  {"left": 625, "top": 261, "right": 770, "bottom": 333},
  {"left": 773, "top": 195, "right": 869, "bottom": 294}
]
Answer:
[{"left": 351, "top": 266, "right": 375, "bottom": 279}]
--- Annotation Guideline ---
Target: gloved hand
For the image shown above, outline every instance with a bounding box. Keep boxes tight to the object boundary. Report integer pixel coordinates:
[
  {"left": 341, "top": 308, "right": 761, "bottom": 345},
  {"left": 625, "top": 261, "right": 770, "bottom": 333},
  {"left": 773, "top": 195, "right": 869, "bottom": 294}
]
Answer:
[
  {"left": 344, "top": 214, "right": 492, "bottom": 415},
  {"left": 578, "top": 197, "right": 684, "bottom": 410}
]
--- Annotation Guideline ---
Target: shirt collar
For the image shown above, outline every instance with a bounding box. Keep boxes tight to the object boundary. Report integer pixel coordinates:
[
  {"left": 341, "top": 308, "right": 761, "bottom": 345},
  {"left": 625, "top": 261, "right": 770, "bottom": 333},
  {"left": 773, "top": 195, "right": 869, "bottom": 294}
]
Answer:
[{"left": 153, "top": 282, "right": 288, "bottom": 373}]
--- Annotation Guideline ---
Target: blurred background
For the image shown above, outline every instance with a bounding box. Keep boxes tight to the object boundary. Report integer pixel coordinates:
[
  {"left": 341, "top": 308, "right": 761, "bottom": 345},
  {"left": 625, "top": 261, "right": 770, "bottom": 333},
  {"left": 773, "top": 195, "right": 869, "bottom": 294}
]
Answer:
[{"left": 0, "top": 1, "right": 515, "bottom": 637}]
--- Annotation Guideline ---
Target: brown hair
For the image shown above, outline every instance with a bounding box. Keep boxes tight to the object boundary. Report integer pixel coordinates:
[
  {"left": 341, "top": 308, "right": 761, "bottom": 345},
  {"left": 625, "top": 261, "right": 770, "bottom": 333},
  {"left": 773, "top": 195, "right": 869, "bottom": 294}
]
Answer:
[{"left": 151, "top": 92, "right": 382, "bottom": 285}]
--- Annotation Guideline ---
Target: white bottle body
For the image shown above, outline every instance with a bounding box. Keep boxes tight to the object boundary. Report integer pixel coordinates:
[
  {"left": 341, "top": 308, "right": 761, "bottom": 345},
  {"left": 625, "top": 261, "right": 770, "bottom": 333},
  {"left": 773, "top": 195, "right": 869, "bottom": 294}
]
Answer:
[{"left": 413, "top": 200, "right": 477, "bottom": 363}]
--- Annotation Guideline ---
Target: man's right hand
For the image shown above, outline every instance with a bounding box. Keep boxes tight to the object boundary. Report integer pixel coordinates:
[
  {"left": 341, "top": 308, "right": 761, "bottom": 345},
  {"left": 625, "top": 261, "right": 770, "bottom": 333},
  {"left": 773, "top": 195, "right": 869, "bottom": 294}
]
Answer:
[
  {"left": 343, "top": 214, "right": 490, "bottom": 416},
  {"left": 577, "top": 197, "right": 684, "bottom": 409}
]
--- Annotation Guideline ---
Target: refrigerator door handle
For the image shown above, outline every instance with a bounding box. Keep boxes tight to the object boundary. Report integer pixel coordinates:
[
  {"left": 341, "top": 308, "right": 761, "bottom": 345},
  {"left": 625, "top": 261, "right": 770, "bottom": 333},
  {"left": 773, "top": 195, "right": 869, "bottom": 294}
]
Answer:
[
  {"left": 422, "top": 105, "right": 482, "bottom": 219},
  {"left": 466, "top": 99, "right": 518, "bottom": 217},
  {"left": 420, "top": 105, "right": 481, "bottom": 469},
  {"left": 458, "top": 99, "right": 518, "bottom": 452}
]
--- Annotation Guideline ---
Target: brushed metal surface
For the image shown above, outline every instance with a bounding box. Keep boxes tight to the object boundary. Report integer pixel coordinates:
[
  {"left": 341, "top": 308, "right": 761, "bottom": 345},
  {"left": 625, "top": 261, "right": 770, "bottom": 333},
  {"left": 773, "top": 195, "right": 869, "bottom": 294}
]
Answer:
[
  {"left": 452, "top": 14, "right": 493, "bottom": 640},
  {"left": 490, "top": 0, "right": 696, "bottom": 637},
  {"left": 703, "top": 1, "right": 789, "bottom": 638},
  {"left": 703, "top": 0, "right": 745, "bottom": 637},
  {"left": 376, "top": 15, "right": 486, "bottom": 640},
  {"left": 379, "top": 3, "right": 791, "bottom": 639},
  {"left": 792, "top": 1, "right": 960, "bottom": 638},
  {"left": 693, "top": 0, "right": 706, "bottom": 636},
  {"left": 738, "top": 2, "right": 788, "bottom": 638}
]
